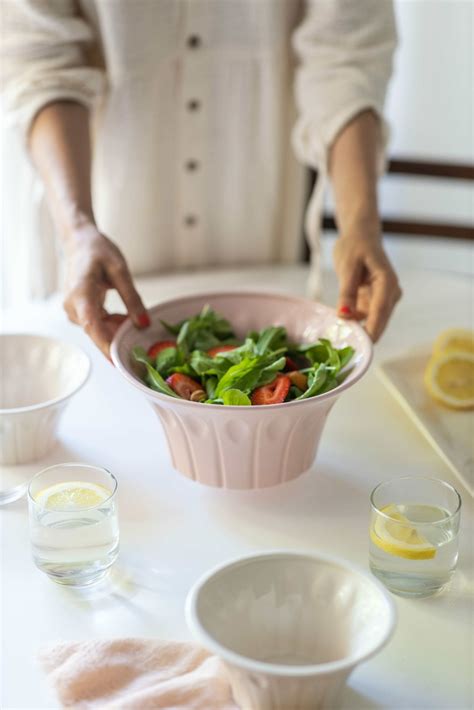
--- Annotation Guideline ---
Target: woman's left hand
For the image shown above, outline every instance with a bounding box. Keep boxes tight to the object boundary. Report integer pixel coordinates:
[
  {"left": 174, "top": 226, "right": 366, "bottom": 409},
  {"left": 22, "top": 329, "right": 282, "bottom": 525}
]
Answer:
[{"left": 333, "top": 234, "right": 402, "bottom": 342}]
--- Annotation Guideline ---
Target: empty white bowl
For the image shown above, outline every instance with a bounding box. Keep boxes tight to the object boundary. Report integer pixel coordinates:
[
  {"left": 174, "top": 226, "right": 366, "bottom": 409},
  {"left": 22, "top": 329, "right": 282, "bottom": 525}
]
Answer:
[
  {"left": 186, "top": 551, "right": 396, "bottom": 710},
  {"left": 0, "top": 334, "right": 91, "bottom": 465}
]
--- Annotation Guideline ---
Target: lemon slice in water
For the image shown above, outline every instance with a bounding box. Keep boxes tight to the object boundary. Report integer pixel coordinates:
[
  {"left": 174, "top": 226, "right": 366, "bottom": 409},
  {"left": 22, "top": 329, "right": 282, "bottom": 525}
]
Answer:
[
  {"left": 35, "top": 481, "right": 111, "bottom": 510},
  {"left": 370, "top": 504, "right": 437, "bottom": 560}
]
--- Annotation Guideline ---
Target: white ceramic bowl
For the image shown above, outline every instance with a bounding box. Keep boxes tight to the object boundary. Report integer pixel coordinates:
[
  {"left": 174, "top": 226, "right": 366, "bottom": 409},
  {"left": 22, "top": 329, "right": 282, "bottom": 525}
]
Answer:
[
  {"left": 111, "top": 291, "right": 372, "bottom": 489},
  {"left": 186, "top": 551, "right": 397, "bottom": 710},
  {"left": 0, "top": 334, "right": 91, "bottom": 465}
]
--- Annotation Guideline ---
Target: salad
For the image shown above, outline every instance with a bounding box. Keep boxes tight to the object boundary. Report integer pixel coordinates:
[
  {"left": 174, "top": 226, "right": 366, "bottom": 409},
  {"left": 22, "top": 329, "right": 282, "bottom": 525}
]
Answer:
[{"left": 131, "top": 306, "right": 355, "bottom": 406}]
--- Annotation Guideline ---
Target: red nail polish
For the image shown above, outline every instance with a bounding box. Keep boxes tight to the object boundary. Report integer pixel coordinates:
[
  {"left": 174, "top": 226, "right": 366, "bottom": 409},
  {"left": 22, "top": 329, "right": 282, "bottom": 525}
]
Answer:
[
  {"left": 339, "top": 305, "right": 352, "bottom": 315},
  {"left": 137, "top": 313, "right": 150, "bottom": 328}
]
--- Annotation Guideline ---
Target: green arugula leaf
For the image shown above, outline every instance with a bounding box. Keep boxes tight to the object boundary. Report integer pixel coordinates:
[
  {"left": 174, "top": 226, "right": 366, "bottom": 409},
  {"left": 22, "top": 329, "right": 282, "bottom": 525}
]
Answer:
[
  {"left": 317, "top": 376, "right": 338, "bottom": 395},
  {"left": 221, "top": 389, "right": 252, "bottom": 406},
  {"left": 131, "top": 345, "right": 151, "bottom": 365},
  {"left": 160, "top": 319, "right": 182, "bottom": 335},
  {"left": 254, "top": 355, "right": 287, "bottom": 387},
  {"left": 297, "top": 364, "right": 328, "bottom": 400},
  {"left": 337, "top": 346, "right": 355, "bottom": 370},
  {"left": 255, "top": 326, "right": 288, "bottom": 355}
]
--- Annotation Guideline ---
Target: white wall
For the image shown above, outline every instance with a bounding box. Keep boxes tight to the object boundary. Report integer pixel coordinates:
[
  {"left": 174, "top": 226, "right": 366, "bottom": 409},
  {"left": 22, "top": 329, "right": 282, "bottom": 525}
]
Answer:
[{"left": 380, "top": 0, "right": 473, "bottom": 224}]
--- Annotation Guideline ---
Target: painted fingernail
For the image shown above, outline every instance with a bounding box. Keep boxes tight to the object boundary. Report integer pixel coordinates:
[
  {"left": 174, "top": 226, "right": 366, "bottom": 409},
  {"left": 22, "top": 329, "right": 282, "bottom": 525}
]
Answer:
[
  {"left": 338, "top": 305, "right": 352, "bottom": 315},
  {"left": 137, "top": 313, "right": 151, "bottom": 328}
]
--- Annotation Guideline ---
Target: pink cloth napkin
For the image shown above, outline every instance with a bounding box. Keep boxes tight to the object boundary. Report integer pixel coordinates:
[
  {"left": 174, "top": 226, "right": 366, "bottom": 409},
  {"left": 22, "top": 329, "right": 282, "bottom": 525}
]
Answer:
[{"left": 39, "top": 638, "right": 239, "bottom": 709}]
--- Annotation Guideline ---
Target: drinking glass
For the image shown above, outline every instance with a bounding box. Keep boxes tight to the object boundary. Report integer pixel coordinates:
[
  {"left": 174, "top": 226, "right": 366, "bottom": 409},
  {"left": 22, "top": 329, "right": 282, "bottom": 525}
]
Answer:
[
  {"left": 369, "top": 476, "right": 461, "bottom": 597},
  {"left": 28, "top": 463, "right": 119, "bottom": 586}
]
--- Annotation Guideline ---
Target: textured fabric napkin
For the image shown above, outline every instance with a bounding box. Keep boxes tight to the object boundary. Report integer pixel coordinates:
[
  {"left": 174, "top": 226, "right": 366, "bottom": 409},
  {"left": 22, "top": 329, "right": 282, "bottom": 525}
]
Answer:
[{"left": 39, "top": 638, "right": 239, "bottom": 709}]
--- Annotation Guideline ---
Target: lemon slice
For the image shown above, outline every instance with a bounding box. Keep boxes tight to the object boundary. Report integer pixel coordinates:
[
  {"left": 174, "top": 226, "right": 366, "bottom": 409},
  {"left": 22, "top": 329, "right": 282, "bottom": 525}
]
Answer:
[
  {"left": 424, "top": 350, "right": 474, "bottom": 410},
  {"left": 433, "top": 328, "right": 474, "bottom": 355},
  {"left": 370, "top": 504, "right": 436, "bottom": 560},
  {"left": 35, "top": 481, "right": 111, "bottom": 510}
]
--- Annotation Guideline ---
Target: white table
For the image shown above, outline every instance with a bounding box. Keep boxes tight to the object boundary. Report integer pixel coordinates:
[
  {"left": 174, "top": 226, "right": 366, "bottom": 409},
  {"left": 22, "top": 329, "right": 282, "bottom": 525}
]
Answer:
[{"left": 1, "top": 237, "right": 473, "bottom": 710}]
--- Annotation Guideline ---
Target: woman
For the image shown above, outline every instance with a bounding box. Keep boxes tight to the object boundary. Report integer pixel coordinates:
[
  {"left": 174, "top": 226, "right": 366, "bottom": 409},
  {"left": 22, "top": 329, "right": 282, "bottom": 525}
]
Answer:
[{"left": 1, "top": 0, "right": 401, "bottom": 357}]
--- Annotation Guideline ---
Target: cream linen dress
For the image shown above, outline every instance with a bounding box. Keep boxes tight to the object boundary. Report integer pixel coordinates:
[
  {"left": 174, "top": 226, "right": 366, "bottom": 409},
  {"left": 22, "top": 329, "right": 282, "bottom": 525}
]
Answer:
[{"left": 1, "top": 0, "right": 396, "bottom": 299}]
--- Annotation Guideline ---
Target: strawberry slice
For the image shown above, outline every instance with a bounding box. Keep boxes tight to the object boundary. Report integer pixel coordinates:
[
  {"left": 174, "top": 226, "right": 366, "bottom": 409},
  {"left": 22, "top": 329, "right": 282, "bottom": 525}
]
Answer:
[
  {"left": 251, "top": 374, "right": 291, "bottom": 406},
  {"left": 147, "top": 340, "right": 176, "bottom": 358},
  {"left": 166, "top": 373, "right": 203, "bottom": 400},
  {"left": 207, "top": 345, "right": 237, "bottom": 357}
]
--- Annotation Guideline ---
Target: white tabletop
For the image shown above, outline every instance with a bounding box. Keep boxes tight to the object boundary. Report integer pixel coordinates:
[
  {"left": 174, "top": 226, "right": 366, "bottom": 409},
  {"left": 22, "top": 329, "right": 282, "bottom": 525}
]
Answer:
[{"left": 1, "top": 237, "right": 473, "bottom": 710}]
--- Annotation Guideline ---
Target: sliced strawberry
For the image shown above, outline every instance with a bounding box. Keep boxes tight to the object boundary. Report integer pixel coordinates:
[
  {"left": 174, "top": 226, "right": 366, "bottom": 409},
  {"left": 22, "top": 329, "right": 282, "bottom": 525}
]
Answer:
[
  {"left": 147, "top": 340, "right": 176, "bottom": 358},
  {"left": 251, "top": 374, "right": 291, "bottom": 406},
  {"left": 207, "top": 345, "right": 237, "bottom": 357},
  {"left": 166, "top": 373, "right": 203, "bottom": 400}
]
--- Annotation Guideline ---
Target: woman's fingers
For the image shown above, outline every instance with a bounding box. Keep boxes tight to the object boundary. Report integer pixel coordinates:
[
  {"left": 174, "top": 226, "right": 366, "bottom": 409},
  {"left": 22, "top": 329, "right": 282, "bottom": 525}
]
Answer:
[
  {"left": 336, "top": 258, "right": 364, "bottom": 318},
  {"left": 105, "top": 258, "right": 150, "bottom": 329},
  {"left": 74, "top": 293, "right": 115, "bottom": 359},
  {"left": 62, "top": 231, "right": 150, "bottom": 360},
  {"left": 365, "top": 261, "right": 402, "bottom": 342}
]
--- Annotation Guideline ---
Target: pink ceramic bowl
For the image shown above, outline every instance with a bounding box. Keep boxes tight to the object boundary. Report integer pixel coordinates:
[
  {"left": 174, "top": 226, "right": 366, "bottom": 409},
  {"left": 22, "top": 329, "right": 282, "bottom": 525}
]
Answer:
[{"left": 111, "top": 292, "right": 372, "bottom": 489}]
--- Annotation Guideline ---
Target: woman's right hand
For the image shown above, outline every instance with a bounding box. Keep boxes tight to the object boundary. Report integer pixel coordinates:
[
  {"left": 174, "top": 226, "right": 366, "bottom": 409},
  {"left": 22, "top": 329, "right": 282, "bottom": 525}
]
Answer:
[{"left": 63, "top": 222, "right": 150, "bottom": 358}]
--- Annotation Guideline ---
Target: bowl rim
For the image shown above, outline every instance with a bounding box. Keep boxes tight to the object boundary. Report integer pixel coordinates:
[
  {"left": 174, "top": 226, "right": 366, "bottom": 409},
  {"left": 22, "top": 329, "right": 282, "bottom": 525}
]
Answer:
[
  {"left": 110, "top": 290, "right": 373, "bottom": 410},
  {"left": 0, "top": 333, "right": 91, "bottom": 414},
  {"left": 185, "top": 549, "right": 397, "bottom": 678}
]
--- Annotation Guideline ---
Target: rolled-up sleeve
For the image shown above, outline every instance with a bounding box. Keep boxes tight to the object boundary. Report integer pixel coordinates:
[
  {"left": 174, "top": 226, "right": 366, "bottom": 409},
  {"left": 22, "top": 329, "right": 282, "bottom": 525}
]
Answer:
[
  {"left": 291, "top": 0, "right": 397, "bottom": 298},
  {"left": 0, "top": 0, "right": 105, "bottom": 143},
  {"left": 292, "top": 0, "right": 397, "bottom": 173}
]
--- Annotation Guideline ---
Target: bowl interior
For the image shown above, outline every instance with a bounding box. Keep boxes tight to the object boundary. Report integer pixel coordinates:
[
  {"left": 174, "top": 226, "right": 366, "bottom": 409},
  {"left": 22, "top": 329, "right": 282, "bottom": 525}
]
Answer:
[
  {"left": 112, "top": 292, "right": 372, "bottom": 401},
  {"left": 190, "top": 553, "right": 394, "bottom": 669},
  {"left": 0, "top": 335, "right": 90, "bottom": 411}
]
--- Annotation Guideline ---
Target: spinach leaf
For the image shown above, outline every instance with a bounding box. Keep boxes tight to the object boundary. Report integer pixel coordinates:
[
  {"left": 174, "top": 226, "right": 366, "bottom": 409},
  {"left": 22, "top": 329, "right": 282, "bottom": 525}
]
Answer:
[
  {"left": 214, "top": 353, "right": 286, "bottom": 397},
  {"left": 253, "top": 355, "right": 287, "bottom": 387},
  {"left": 204, "top": 376, "right": 218, "bottom": 399},
  {"left": 153, "top": 346, "right": 183, "bottom": 376},
  {"left": 132, "top": 347, "right": 180, "bottom": 398},
  {"left": 175, "top": 306, "right": 235, "bottom": 355},
  {"left": 299, "top": 341, "right": 330, "bottom": 365},
  {"left": 221, "top": 389, "right": 252, "bottom": 406},
  {"left": 214, "top": 357, "right": 262, "bottom": 397},
  {"left": 190, "top": 351, "right": 230, "bottom": 378}
]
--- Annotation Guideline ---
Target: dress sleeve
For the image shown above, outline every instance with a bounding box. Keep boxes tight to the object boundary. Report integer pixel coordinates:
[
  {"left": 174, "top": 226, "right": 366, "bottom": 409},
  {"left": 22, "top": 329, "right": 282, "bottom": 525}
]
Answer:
[
  {"left": 291, "top": 0, "right": 397, "bottom": 297},
  {"left": 0, "top": 0, "right": 105, "bottom": 144}
]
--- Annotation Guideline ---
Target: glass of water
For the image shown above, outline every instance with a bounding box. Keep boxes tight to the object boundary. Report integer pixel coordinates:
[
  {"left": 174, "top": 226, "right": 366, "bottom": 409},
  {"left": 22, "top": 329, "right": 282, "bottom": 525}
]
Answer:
[
  {"left": 28, "top": 463, "right": 119, "bottom": 586},
  {"left": 369, "top": 476, "right": 461, "bottom": 597}
]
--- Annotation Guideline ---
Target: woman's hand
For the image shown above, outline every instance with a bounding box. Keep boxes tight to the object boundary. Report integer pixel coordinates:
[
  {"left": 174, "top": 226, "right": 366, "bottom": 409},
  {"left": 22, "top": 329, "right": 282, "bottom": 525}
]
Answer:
[
  {"left": 333, "top": 234, "right": 402, "bottom": 342},
  {"left": 63, "top": 222, "right": 149, "bottom": 358}
]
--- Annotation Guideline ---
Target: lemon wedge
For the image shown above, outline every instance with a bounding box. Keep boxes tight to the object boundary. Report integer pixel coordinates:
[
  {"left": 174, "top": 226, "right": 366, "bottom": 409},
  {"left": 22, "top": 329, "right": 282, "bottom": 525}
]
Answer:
[
  {"left": 370, "top": 504, "right": 436, "bottom": 560},
  {"left": 35, "top": 481, "right": 111, "bottom": 510},
  {"left": 433, "top": 328, "right": 474, "bottom": 355},
  {"left": 424, "top": 350, "right": 474, "bottom": 410}
]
